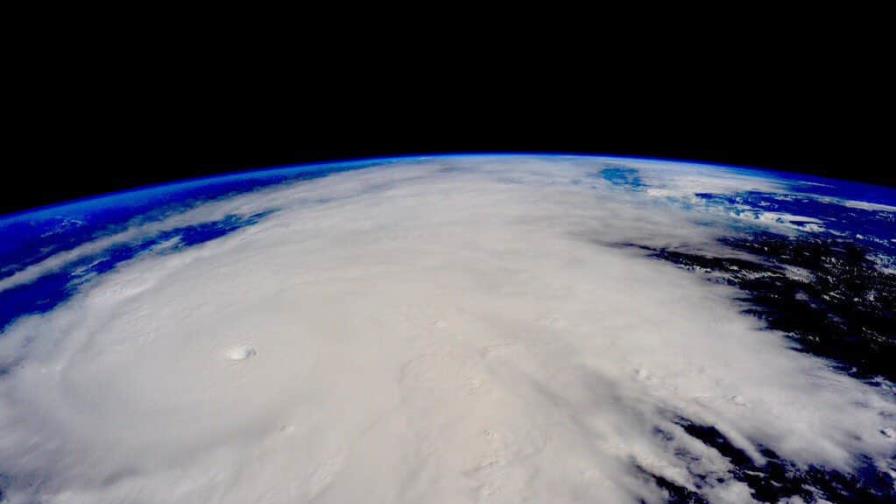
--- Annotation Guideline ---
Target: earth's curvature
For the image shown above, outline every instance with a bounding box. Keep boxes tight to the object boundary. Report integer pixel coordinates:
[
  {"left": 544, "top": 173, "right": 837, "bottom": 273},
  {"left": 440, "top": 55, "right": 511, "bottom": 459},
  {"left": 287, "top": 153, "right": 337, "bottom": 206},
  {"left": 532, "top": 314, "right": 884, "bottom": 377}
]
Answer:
[{"left": 0, "top": 155, "right": 894, "bottom": 503}]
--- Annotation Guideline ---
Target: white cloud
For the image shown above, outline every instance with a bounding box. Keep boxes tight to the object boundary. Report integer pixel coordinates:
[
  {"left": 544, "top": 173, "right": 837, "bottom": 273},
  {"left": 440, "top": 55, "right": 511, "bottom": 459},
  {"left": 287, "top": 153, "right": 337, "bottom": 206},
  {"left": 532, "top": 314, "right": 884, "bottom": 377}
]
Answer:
[{"left": 0, "top": 156, "right": 893, "bottom": 503}]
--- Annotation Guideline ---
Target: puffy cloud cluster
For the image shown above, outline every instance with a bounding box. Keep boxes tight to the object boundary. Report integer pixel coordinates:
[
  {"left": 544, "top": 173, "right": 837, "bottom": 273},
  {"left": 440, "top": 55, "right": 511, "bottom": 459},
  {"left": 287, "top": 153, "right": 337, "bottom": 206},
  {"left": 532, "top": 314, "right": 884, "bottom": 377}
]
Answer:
[{"left": 0, "top": 156, "right": 893, "bottom": 503}]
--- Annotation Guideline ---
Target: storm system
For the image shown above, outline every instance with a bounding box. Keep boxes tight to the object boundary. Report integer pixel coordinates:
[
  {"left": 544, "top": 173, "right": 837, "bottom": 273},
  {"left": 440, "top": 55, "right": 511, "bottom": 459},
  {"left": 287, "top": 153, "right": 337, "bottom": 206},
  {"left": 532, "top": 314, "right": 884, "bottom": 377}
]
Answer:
[{"left": 0, "top": 156, "right": 894, "bottom": 503}]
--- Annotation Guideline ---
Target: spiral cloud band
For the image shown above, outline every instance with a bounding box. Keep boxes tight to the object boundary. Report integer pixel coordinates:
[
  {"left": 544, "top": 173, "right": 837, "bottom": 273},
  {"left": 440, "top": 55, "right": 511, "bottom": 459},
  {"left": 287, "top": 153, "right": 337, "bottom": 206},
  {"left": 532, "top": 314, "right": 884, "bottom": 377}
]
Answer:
[{"left": 0, "top": 156, "right": 893, "bottom": 503}]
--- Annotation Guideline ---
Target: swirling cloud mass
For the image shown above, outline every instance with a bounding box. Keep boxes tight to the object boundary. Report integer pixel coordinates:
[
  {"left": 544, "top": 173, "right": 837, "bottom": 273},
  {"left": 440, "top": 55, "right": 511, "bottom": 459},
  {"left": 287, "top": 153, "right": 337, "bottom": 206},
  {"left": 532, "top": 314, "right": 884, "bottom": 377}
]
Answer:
[{"left": 0, "top": 156, "right": 894, "bottom": 503}]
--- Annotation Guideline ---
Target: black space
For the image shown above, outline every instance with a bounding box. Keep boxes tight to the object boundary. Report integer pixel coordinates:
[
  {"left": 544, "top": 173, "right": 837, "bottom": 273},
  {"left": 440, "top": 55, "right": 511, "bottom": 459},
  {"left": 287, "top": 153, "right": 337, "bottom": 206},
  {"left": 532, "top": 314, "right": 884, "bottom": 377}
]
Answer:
[{"left": 5, "top": 29, "right": 892, "bottom": 216}]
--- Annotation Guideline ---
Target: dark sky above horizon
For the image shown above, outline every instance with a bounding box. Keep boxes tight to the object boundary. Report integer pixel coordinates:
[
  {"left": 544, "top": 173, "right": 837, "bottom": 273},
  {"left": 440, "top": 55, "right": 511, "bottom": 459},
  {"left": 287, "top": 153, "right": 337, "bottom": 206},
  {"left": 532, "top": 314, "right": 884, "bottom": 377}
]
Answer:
[
  {"left": 5, "top": 109, "right": 890, "bottom": 217},
  {"left": 5, "top": 51, "right": 892, "bottom": 216}
]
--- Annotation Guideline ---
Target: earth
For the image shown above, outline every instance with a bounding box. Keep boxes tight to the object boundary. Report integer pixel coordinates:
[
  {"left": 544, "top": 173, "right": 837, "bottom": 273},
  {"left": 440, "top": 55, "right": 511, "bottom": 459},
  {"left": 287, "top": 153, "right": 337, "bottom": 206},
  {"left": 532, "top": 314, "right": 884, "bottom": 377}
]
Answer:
[{"left": 0, "top": 155, "right": 894, "bottom": 503}]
